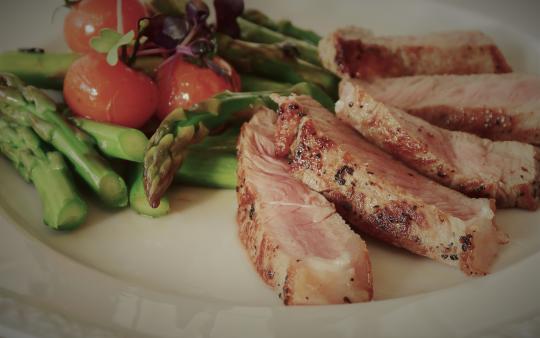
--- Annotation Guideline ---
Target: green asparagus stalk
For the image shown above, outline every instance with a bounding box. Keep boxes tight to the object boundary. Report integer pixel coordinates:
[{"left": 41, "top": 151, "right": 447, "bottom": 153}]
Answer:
[
  {"left": 0, "top": 73, "right": 128, "bottom": 208},
  {"left": 237, "top": 17, "right": 321, "bottom": 66},
  {"left": 132, "top": 128, "right": 238, "bottom": 214},
  {"left": 217, "top": 34, "right": 339, "bottom": 98},
  {"left": 144, "top": 82, "right": 334, "bottom": 206},
  {"left": 72, "top": 118, "right": 149, "bottom": 162},
  {"left": 188, "top": 127, "right": 239, "bottom": 153},
  {"left": 0, "top": 117, "right": 87, "bottom": 230},
  {"left": 0, "top": 52, "right": 79, "bottom": 90},
  {"left": 129, "top": 164, "right": 170, "bottom": 217},
  {"left": 242, "top": 9, "right": 321, "bottom": 45},
  {"left": 176, "top": 151, "right": 237, "bottom": 189},
  {"left": 240, "top": 74, "right": 291, "bottom": 92},
  {"left": 0, "top": 52, "right": 162, "bottom": 89},
  {"left": 176, "top": 128, "right": 239, "bottom": 188}
]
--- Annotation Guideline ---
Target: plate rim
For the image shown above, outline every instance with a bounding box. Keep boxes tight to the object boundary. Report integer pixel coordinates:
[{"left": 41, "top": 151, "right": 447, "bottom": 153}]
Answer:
[{"left": 1, "top": 1, "right": 540, "bottom": 337}]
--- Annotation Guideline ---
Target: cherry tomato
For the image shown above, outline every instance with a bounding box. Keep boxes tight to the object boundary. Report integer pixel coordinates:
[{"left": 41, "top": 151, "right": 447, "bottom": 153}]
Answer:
[
  {"left": 64, "top": 53, "right": 158, "bottom": 128},
  {"left": 64, "top": 0, "right": 147, "bottom": 53},
  {"left": 155, "top": 55, "right": 241, "bottom": 120}
]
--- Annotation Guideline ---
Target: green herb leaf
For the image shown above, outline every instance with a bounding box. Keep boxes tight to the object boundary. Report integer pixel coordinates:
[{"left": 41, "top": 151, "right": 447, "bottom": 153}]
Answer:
[
  {"left": 90, "top": 29, "right": 135, "bottom": 66},
  {"left": 90, "top": 29, "right": 123, "bottom": 52},
  {"left": 106, "top": 30, "right": 135, "bottom": 65}
]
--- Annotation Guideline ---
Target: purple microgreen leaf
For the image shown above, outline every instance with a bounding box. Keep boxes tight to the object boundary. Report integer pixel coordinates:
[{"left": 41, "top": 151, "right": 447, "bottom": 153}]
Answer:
[
  {"left": 214, "top": 0, "right": 244, "bottom": 38},
  {"left": 131, "top": 1, "right": 218, "bottom": 66},
  {"left": 192, "top": 23, "right": 214, "bottom": 41},
  {"left": 141, "top": 15, "right": 191, "bottom": 49},
  {"left": 186, "top": 0, "right": 209, "bottom": 25}
]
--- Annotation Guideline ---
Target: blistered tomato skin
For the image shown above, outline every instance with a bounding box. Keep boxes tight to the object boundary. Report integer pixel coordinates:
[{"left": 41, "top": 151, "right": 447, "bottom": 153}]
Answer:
[
  {"left": 155, "top": 55, "right": 241, "bottom": 120},
  {"left": 64, "top": 0, "right": 147, "bottom": 53},
  {"left": 64, "top": 53, "right": 158, "bottom": 128}
]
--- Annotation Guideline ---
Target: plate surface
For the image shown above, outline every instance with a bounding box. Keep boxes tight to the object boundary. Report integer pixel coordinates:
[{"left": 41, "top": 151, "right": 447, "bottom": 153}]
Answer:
[{"left": 1, "top": 0, "right": 540, "bottom": 337}]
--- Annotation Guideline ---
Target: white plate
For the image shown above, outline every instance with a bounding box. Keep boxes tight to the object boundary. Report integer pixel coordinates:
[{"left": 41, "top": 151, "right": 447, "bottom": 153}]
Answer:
[{"left": 1, "top": 0, "right": 540, "bottom": 337}]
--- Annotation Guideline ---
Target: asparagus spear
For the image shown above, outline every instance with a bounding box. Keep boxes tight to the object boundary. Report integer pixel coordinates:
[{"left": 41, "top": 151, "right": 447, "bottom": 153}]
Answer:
[
  {"left": 188, "top": 127, "right": 239, "bottom": 153},
  {"left": 72, "top": 118, "right": 149, "bottom": 162},
  {"left": 237, "top": 17, "right": 321, "bottom": 66},
  {"left": 0, "top": 52, "right": 162, "bottom": 89},
  {"left": 0, "top": 117, "right": 87, "bottom": 230},
  {"left": 240, "top": 74, "right": 291, "bottom": 92},
  {"left": 144, "top": 108, "right": 207, "bottom": 207},
  {"left": 217, "top": 34, "right": 339, "bottom": 98},
  {"left": 0, "top": 52, "right": 79, "bottom": 90},
  {"left": 129, "top": 164, "right": 170, "bottom": 217},
  {"left": 242, "top": 9, "right": 321, "bottom": 45},
  {"left": 176, "top": 127, "right": 239, "bottom": 188},
  {"left": 176, "top": 150, "right": 237, "bottom": 189},
  {"left": 0, "top": 73, "right": 128, "bottom": 208},
  {"left": 132, "top": 128, "right": 238, "bottom": 215},
  {"left": 144, "top": 82, "right": 334, "bottom": 206}
]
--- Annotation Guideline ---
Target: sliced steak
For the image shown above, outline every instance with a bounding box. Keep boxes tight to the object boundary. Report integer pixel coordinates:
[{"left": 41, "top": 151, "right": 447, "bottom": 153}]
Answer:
[
  {"left": 237, "top": 107, "right": 373, "bottom": 305},
  {"left": 337, "top": 79, "right": 540, "bottom": 210},
  {"left": 357, "top": 73, "right": 540, "bottom": 145},
  {"left": 319, "top": 27, "right": 511, "bottom": 80},
  {"left": 273, "top": 95, "right": 507, "bottom": 276}
]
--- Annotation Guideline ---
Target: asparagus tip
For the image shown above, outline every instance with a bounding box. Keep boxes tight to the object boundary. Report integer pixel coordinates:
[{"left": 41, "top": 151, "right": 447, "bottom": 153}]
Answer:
[
  {"left": 143, "top": 164, "right": 171, "bottom": 209},
  {"left": 146, "top": 174, "right": 173, "bottom": 208},
  {"left": 151, "top": 199, "right": 161, "bottom": 209},
  {"left": 132, "top": 194, "right": 169, "bottom": 217}
]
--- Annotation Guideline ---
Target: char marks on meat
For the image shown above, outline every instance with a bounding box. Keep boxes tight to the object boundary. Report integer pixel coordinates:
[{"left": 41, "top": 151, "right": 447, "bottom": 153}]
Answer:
[
  {"left": 319, "top": 27, "right": 512, "bottom": 80},
  {"left": 236, "top": 107, "right": 373, "bottom": 305},
  {"left": 358, "top": 73, "right": 540, "bottom": 145},
  {"left": 273, "top": 95, "right": 507, "bottom": 276},
  {"left": 337, "top": 79, "right": 540, "bottom": 210}
]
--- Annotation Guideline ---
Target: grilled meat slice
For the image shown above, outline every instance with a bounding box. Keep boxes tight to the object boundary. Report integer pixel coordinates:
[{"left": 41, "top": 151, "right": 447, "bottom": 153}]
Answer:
[
  {"left": 237, "top": 107, "right": 373, "bottom": 305},
  {"left": 319, "top": 27, "right": 511, "bottom": 80},
  {"left": 273, "top": 95, "right": 507, "bottom": 276},
  {"left": 337, "top": 79, "right": 540, "bottom": 210},
  {"left": 357, "top": 73, "right": 540, "bottom": 145}
]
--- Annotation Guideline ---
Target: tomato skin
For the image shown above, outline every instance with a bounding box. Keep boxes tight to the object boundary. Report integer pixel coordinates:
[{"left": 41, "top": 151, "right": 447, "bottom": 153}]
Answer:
[
  {"left": 155, "top": 56, "right": 241, "bottom": 120},
  {"left": 64, "top": 53, "right": 158, "bottom": 128},
  {"left": 64, "top": 0, "right": 147, "bottom": 53}
]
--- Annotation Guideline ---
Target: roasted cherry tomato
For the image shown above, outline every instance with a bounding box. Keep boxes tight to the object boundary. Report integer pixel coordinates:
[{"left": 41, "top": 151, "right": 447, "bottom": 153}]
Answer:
[
  {"left": 64, "top": 0, "right": 147, "bottom": 53},
  {"left": 64, "top": 53, "right": 158, "bottom": 128},
  {"left": 155, "top": 55, "right": 241, "bottom": 120}
]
